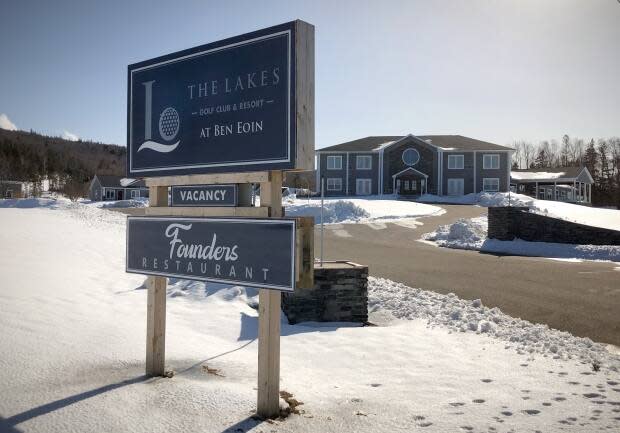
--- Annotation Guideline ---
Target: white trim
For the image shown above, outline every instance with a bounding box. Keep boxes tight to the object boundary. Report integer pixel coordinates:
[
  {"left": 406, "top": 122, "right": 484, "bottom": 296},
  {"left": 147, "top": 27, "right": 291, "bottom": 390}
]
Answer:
[
  {"left": 326, "top": 155, "right": 343, "bottom": 170},
  {"left": 316, "top": 149, "right": 514, "bottom": 154},
  {"left": 326, "top": 177, "right": 342, "bottom": 191},
  {"left": 316, "top": 156, "right": 320, "bottom": 192},
  {"left": 355, "top": 154, "right": 372, "bottom": 170},
  {"left": 392, "top": 166, "right": 428, "bottom": 178},
  {"left": 510, "top": 177, "right": 593, "bottom": 184},
  {"left": 506, "top": 151, "right": 511, "bottom": 191},
  {"left": 378, "top": 148, "right": 384, "bottom": 195},
  {"left": 473, "top": 151, "right": 477, "bottom": 192},
  {"left": 447, "top": 154, "right": 464, "bottom": 170},
  {"left": 579, "top": 166, "right": 595, "bottom": 184},
  {"left": 438, "top": 151, "right": 443, "bottom": 195},
  {"left": 345, "top": 153, "right": 350, "bottom": 195},
  {"left": 482, "top": 177, "right": 500, "bottom": 192},
  {"left": 401, "top": 148, "right": 420, "bottom": 166},
  {"left": 482, "top": 154, "right": 500, "bottom": 170},
  {"left": 129, "top": 29, "right": 292, "bottom": 173},
  {"left": 316, "top": 150, "right": 384, "bottom": 154}
]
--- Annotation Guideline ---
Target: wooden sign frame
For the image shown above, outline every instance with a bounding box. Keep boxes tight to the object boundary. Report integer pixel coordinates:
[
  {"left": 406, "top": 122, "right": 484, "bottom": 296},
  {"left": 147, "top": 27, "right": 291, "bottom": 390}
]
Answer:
[
  {"left": 128, "top": 19, "right": 315, "bottom": 421},
  {"left": 142, "top": 170, "right": 313, "bottom": 419}
]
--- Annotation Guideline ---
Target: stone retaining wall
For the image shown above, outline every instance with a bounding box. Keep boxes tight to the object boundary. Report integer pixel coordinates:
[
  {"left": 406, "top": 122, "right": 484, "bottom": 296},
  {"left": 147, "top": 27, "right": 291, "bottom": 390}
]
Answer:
[
  {"left": 282, "top": 261, "right": 368, "bottom": 324},
  {"left": 488, "top": 206, "right": 620, "bottom": 245}
]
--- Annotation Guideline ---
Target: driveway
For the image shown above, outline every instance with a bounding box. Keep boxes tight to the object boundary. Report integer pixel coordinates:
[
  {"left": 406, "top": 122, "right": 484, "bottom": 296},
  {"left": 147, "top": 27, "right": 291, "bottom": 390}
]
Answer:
[{"left": 315, "top": 205, "right": 620, "bottom": 347}]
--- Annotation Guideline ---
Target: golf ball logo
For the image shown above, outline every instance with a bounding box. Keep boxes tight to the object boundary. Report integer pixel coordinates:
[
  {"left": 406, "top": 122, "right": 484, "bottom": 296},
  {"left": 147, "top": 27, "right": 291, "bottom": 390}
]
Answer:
[{"left": 159, "top": 107, "right": 180, "bottom": 141}]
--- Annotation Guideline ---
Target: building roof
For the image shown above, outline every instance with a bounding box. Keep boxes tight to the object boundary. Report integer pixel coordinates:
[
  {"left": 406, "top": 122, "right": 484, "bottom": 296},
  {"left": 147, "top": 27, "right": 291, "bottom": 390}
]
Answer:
[
  {"left": 317, "top": 134, "right": 513, "bottom": 152},
  {"left": 0, "top": 180, "right": 28, "bottom": 185},
  {"left": 511, "top": 166, "right": 585, "bottom": 181},
  {"left": 95, "top": 175, "right": 146, "bottom": 188}
]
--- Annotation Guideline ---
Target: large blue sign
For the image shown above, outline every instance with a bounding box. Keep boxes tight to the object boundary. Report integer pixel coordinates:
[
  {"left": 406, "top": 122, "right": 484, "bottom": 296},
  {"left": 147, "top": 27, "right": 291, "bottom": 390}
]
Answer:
[
  {"left": 127, "top": 22, "right": 306, "bottom": 177},
  {"left": 126, "top": 217, "right": 296, "bottom": 291}
]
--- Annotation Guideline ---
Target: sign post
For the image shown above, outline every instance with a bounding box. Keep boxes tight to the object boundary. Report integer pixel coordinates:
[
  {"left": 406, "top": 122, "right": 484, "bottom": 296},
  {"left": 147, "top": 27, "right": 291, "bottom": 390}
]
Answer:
[
  {"left": 125, "top": 20, "right": 314, "bottom": 420},
  {"left": 145, "top": 185, "right": 168, "bottom": 377},
  {"left": 257, "top": 171, "right": 283, "bottom": 417}
]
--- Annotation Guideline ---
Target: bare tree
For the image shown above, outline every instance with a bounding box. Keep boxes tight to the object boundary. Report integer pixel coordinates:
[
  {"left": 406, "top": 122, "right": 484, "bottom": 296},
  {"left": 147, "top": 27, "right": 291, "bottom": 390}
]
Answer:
[
  {"left": 560, "top": 134, "right": 570, "bottom": 166},
  {"left": 62, "top": 179, "right": 88, "bottom": 202},
  {"left": 522, "top": 141, "right": 534, "bottom": 168}
]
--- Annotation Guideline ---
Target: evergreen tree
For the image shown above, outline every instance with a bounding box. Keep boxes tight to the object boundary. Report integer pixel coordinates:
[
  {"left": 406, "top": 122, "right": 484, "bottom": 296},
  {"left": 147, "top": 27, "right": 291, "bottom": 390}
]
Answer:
[{"left": 583, "top": 139, "right": 598, "bottom": 181}]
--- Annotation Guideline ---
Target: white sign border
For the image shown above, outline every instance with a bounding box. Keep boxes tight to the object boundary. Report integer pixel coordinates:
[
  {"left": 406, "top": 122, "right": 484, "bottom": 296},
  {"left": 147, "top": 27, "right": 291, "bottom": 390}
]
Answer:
[
  {"left": 128, "top": 30, "right": 292, "bottom": 174},
  {"left": 125, "top": 216, "right": 296, "bottom": 292},
  {"left": 169, "top": 184, "right": 238, "bottom": 207}
]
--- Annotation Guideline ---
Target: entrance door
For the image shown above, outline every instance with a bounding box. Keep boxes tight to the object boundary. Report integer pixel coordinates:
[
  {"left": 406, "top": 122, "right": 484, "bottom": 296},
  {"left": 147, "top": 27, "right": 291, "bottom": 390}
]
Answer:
[
  {"left": 447, "top": 178, "right": 464, "bottom": 196},
  {"left": 117, "top": 190, "right": 124, "bottom": 200},
  {"left": 356, "top": 179, "right": 372, "bottom": 196}
]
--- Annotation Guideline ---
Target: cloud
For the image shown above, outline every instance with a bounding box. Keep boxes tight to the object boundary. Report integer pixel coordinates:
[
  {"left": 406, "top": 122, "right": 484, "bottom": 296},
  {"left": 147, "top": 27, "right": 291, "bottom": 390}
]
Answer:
[
  {"left": 61, "top": 130, "right": 79, "bottom": 141},
  {"left": 0, "top": 113, "right": 17, "bottom": 131}
]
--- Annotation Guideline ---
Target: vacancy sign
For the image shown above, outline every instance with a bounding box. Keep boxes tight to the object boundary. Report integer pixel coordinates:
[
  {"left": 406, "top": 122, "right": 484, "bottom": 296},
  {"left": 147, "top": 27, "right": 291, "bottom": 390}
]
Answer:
[{"left": 170, "top": 184, "right": 237, "bottom": 207}]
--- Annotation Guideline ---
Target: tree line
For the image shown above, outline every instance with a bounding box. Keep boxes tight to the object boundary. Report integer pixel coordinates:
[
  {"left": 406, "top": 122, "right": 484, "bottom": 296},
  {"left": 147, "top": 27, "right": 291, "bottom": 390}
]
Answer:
[
  {"left": 511, "top": 135, "right": 620, "bottom": 207},
  {"left": 0, "top": 129, "right": 126, "bottom": 196}
]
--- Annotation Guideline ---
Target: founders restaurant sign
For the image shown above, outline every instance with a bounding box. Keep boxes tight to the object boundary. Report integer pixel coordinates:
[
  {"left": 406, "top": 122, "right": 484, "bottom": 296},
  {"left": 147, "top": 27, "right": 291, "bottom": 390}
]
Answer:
[
  {"left": 127, "top": 21, "right": 311, "bottom": 176},
  {"left": 126, "top": 217, "right": 296, "bottom": 291}
]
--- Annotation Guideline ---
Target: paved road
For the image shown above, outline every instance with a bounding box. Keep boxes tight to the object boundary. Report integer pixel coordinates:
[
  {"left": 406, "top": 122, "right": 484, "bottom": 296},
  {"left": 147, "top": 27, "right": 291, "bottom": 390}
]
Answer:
[{"left": 315, "top": 205, "right": 620, "bottom": 346}]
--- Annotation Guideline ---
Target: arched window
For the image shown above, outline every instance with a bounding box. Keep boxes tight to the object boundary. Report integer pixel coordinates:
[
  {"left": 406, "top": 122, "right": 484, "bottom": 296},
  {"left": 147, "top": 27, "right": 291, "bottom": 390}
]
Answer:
[{"left": 402, "top": 148, "right": 420, "bottom": 166}]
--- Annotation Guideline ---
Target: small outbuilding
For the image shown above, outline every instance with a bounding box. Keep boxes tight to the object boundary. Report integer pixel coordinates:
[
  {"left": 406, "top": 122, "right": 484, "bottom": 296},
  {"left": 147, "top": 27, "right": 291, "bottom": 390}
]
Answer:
[
  {"left": 88, "top": 175, "right": 149, "bottom": 201},
  {"left": 510, "top": 166, "right": 593, "bottom": 203},
  {"left": 0, "top": 180, "right": 29, "bottom": 199}
]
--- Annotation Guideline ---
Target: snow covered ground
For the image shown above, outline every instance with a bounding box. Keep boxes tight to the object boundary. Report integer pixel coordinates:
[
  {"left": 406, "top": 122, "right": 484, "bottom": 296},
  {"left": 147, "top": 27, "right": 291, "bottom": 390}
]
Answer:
[
  {"left": 283, "top": 195, "right": 445, "bottom": 224},
  {"left": 419, "top": 192, "right": 620, "bottom": 231},
  {"left": 1, "top": 199, "right": 620, "bottom": 432},
  {"left": 422, "top": 216, "right": 620, "bottom": 262}
]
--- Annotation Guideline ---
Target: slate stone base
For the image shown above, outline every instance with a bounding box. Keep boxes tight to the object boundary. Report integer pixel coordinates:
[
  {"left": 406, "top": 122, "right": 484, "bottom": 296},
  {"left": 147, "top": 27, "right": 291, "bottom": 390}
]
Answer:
[
  {"left": 282, "top": 261, "right": 368, "bottom": 324},
  {"left": 488, "top": 206, "right": 620, "bottom": 245}
]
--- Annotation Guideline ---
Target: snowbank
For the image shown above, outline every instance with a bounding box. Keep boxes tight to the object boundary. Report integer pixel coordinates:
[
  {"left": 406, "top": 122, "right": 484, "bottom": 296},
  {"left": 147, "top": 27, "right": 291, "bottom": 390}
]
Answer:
[
  {"left": 368, "top": 277, "right": 616, "bottom": 367},
  {"left": 284, "top": 195, "right": 444, "bottom": 223},
  {"left": 423, "top": 216, "right": 620, "bottom": 262},
  {"left": 417, "top": 191, "right": 531, "bottom": 207},
  {"left": 419, "top": 192, "right": 620, "bottom": 231},
  {"left": 93, "top": 198, "right": 149, "bottom": 209},
  {"left": 2, "top": 197, "right": 620, "bottom": 432}
]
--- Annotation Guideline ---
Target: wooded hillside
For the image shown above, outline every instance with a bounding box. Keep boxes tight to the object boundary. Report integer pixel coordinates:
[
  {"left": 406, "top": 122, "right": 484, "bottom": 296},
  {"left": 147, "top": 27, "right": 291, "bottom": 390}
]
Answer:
[{"left": 0, "top": 129, "right": 126, "bottom": 189}]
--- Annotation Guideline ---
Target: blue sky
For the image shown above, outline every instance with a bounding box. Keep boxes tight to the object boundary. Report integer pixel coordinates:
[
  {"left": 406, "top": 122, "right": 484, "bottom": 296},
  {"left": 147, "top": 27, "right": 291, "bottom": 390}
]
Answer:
[{"left": 1, "top": 0, "right": 619, "bottom": 148}]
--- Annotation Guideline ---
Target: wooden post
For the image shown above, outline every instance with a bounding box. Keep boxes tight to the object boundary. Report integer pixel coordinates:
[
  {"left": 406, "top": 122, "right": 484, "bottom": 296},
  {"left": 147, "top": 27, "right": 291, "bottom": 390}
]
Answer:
[
  {"left": 257, "top": 171, "right": 283, "bottom": 418},
  {"left": 146, "top": 185, "right": 168, "bottom": 376}
]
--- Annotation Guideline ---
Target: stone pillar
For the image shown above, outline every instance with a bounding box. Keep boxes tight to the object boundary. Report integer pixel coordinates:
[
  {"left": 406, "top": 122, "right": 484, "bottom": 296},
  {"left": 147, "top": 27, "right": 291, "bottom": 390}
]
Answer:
[{"left": 282, "top": 261, "right": 368, "bottom": 324}]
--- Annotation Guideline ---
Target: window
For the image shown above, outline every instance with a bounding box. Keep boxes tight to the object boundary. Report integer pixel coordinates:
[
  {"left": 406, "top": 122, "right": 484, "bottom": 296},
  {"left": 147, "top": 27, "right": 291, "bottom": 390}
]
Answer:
[
  {"left": 105, "top": 189, "right": 115, "bottom": 199},
  {"left": 130, "top": 189, "right": 139, "bottom": 198},
  {"left": 326, "top": 178, "right": 342, "bottom": 191},
  {"left": 356, "top": 179, "right": 372, "bottom": 195},
  {"left": 447, "top": 178, "right": 464, "bottom": 196},
  {"left": 483, "top": 154, "right": 500, "bottom": 169},
  {"left": 482, "top": 178, "right": 500, "bottom": 192},
  {"left": 404, "top": 180, "right": 410, "bottom": 190},
  {"left": 326, "top": 155, "right": 342, "bottom": 170},
  {"left": 5, "top": 189, "right": 12, "bottom": 198},
  {"left": 356, "top": 155, "right": 372, "bottom": 170},
  {"left": 402, "top": 148, "right": 420, "bottom": 166},
  {"left": 411, "top": 181, "right": 417, "bottom": 191},
  {"left": 447, "top": 154, "right": 464, "bottom": 169}
]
